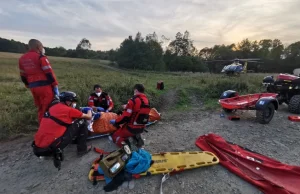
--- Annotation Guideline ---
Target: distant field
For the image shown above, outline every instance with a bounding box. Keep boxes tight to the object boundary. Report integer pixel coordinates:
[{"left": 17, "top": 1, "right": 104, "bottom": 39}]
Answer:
[{"left": 0, "top": 52, "right": 271, "bottom": 139}]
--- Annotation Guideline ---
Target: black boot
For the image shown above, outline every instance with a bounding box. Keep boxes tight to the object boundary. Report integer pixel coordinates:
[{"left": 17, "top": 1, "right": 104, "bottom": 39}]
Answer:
[
  {"left": 53, "top": 148, "right": 64, "bottom": 170},
  {"left": 77, "top": 145, "right": 92, "bottom": 157}
]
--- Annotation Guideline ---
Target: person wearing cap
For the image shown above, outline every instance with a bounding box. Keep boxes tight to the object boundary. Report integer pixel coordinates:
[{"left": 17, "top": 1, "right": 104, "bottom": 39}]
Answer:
[{"left": 88, "top": 84, "right": 114, "bottom": 112}]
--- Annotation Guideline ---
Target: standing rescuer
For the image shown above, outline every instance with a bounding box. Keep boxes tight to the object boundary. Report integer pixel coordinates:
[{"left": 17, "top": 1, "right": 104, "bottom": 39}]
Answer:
[
  {"left": 110, "top": 84, "right": 151, "bottom": 147},
  {"left": 19, "top": 39, "right": 59, "bottom": 123},
  {"left": 32, "top": 91, "right": 93, "bottom": 162},
  {"left": 88, "top": 84, "right": 114, "bottom": 112}
]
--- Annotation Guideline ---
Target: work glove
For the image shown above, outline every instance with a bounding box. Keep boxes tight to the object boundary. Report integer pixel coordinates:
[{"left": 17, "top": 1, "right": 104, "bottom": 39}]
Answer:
[
  {"left": 81, "top": 107, "right": 92, "bottom": 114},
  {"left": 93, "top": 113, "right": 101, "bottom": 121},
  {"left": 109, "top": 119, "right": 116, "bottom": 125},
  {"left": 97, "top": 107, "right": 105, "bottom": 112},
  {"left": 53, "top": 86, "right": 59, "bottom": 96}
]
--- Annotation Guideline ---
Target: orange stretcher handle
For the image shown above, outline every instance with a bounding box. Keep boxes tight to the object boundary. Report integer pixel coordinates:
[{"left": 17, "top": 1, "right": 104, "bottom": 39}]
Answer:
[{"left": 94, "top": 147, "right": 110, "bottom": 155}]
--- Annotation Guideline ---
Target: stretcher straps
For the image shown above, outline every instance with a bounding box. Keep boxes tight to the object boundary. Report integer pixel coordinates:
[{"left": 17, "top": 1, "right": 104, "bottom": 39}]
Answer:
[
  {"left": 160, "top": 173, "right": 170, "bottom": 194},
  {"left": 91, "top": 147, "right": 110, "bottom": 185},
  {"left": 160, "top": 168, "right": 184, "bottom": 194},
  {"left": 93, "top": 147, "right": 110, "bottom": 155},
  {"left": 170, "top": 168, "right": 185, "bottom": 176},
  {"left": 92, "top": 167, "right": 105, "bottom": 185}
]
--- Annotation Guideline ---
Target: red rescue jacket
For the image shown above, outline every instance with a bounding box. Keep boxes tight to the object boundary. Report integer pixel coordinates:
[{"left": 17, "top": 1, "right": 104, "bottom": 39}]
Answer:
[
  {"left": 88, "top": 92, "right": 114, "bottom": 111},
  {"left": 115, "top": 93, "right": 150, "bottom": 134},
  {"left": 19, "top": 50, "right": 58, "bottom": 88},
  {"left": 34, "top": 102, "right": 83, "bottom": 148}
]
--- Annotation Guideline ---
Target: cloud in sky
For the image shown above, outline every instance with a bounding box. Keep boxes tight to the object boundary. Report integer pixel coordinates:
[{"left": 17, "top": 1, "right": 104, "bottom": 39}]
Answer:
[{"left": 0, "top": 0, "right": 299, "bottom": 50}]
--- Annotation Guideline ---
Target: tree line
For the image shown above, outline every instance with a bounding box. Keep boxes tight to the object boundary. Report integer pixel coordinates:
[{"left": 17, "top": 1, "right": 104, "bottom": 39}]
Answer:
[
  {"left": 199, "top": 38, "right": 300, "bottom": 73},
  {"left": 0, "top": 37, "right": 115, "bottom": 60},
  {"left": 1, "top": 32, "right": 300, "bottom": 73}
]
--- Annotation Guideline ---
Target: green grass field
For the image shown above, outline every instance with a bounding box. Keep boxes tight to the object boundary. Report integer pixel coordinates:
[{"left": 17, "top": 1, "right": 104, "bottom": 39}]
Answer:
[{"left": 0, "top": 52, "right": 271, "bottom": 139}]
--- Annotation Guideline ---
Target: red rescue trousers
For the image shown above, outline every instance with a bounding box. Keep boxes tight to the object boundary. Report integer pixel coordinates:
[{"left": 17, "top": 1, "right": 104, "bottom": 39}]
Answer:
[
  {"left": 30, "top": 85, "right": 54, "bottom": 123},
  {"left": 112, "top": 126, "right": 135, "bottom": 147}
]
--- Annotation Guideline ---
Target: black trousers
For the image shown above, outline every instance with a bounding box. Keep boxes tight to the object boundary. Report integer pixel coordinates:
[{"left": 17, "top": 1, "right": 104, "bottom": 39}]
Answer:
[
  {"left": 33, "top": 119, "right": 88, "bottom": 157},
  {"left": 57, "top": 119, "right": 88, "bottom": 152}
]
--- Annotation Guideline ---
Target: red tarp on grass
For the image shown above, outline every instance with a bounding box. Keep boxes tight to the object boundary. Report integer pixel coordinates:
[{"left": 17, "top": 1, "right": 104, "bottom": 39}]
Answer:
[{"left": 195, "top": 133, "right": 300, "bottom": 194}]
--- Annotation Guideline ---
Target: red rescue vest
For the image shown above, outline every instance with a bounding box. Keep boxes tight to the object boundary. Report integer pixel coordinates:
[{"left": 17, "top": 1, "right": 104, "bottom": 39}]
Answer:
[{"left": 127, "top": 96, "right": 151, "bottom": 134}]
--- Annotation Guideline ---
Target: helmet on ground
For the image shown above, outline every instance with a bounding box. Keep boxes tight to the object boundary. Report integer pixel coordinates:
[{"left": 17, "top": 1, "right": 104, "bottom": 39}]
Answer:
[
  {"left": 59, "top": 91, "right": 78, "bottom": 102},
  {"left": 263, "top": 76, "right": 275, "bottom": 84}
]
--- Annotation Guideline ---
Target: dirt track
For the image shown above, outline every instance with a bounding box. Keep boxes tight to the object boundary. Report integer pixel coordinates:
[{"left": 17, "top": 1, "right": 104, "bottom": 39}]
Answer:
[{"left": 0, "top": 102, "right": 299, "bottom": 194}]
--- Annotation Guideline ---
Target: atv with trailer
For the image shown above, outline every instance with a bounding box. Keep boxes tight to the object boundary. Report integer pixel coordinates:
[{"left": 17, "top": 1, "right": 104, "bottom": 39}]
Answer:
[
  {"left": 262, "top": 73, "right": 300, "bottom": 114},
  {"left": 219, "top": 90, "right": 279, "bottom": 124}
]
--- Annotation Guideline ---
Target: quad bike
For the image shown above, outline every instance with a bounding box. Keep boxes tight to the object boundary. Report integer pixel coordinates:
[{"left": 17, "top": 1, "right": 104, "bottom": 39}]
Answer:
[
  {"left": 219, "top": 90, "right": 279, "bottom": 124},
  {"left": 262, "top": 74, "right": 300, "bottom": 114}
]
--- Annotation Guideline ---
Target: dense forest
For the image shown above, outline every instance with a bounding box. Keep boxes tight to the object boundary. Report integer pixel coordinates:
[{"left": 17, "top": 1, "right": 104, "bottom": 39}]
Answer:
[{"left": 1, "top": 31, "right": 299, "bottom": 73}]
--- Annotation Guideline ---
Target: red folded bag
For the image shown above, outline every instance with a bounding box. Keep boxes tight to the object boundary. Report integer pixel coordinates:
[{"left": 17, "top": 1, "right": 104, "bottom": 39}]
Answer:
[{"left": 195, "top": 133, "right": 300, "bottom": 194}]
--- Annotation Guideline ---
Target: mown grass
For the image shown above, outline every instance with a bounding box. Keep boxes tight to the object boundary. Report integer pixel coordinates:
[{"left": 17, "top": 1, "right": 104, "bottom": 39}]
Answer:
[{"left": 0, "top": 52, "right": 272, "bottom": 139}]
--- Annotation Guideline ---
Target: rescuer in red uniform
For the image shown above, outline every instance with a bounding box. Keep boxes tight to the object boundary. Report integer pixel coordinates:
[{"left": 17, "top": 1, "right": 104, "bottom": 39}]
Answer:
[
  {"left": 110, "top": 84, "right": 150, "bottom": 147},
  {"left": 88, "top": 84, "right": 114, "bottom": 112},
  {"left": 19, "top": 39, "right": 59, "bottom": 123},
  {"left": 32, "top": 91, "right": 93, "bottom": 169}
]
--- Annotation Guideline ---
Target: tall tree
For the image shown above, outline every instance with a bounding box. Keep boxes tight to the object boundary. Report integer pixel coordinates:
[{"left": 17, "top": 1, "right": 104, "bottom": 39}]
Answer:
[
  {"left": 135, "top": 32, "right": 143, "bottom": 42},
  {"left": 159, "top": 35, "right": 171, "bottom": 50},
  {"left": 75, "top": 38, "right": 92, "bottom": 58},
  {"left": 116, "top": 33, "right": 165, "bottom": 70},
  {"left": 168, "top": 32, "right": 183, "bottom": 55},
  {"left": 271, "top": 39, "right": 284, "bottom": 60},
  {"left": 258, "top": 39, "right": 272, "bottom": 58},
  {"left": 146, "top": 32, "right": 158, "bottom": 43},
  {"left": 117, "top": 36, "right": 136, "bottom": 69},
  {"left": 199, "top": 47, "right": 215, "bottom": 60},
  {"left": 76, "top": 38, "right": 91, "bottom": 50},
  {"left": 284, "top": 41, "right": 300, "bottom": 58},
  {"left": 183, "top": 31, "right": 196, "bottom": 56},
  {"left": 237, "top": 38, "right": 252, "bottom": 58},
  {"left": 251, "top": 41, "right": 260, "bottom": 57},
  {"left": 168, "top": 31, "right": 196, "bottom": 56},
  {"left": 146, "top": 40, "right": 165, "bottom": 70}
]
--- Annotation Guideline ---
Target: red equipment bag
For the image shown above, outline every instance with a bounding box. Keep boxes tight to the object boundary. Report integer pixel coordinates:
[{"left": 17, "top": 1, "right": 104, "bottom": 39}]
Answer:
[
  {"left": 195, "top": 133, "right": 300, "bottom": 194},
  {"left": 156, "top": 81, "right": 164, "bottom": 90}
]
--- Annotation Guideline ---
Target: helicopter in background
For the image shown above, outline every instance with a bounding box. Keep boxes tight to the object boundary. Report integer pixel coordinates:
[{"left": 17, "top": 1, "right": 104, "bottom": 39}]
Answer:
[{"left": 205, "top": 58, "right": 262, "bottom": 76}]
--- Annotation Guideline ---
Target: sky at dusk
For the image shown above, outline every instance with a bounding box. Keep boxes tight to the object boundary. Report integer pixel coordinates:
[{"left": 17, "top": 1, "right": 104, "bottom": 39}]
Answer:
[{"left": 1, "top": 0, "right": 299, "bottom": 50}]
